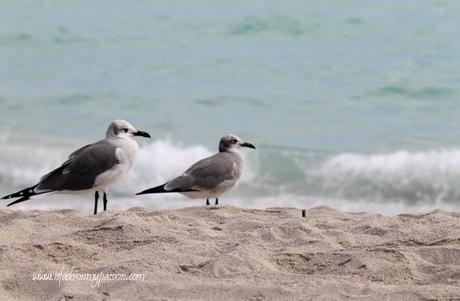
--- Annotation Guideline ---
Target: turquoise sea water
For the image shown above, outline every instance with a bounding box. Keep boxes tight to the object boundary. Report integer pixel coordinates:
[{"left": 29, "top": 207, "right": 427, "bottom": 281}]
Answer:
[{"left": 1, "top": 1, "right": 460, "bottom": 213}]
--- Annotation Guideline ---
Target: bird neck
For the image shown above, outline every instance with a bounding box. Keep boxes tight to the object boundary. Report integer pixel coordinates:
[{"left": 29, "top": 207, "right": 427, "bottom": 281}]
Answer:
[{"left": 221, "top": 148, "right": 242, "bottom": 160}]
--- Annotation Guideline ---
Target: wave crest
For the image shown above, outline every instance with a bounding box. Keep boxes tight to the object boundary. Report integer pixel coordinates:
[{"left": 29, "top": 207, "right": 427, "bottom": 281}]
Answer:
[{"left": 308, "top": 150, "right": 460, "bottom": 205}]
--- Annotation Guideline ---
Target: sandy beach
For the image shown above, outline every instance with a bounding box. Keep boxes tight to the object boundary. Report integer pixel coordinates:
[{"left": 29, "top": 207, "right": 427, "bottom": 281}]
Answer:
[{"left": 0, "top": 205, "right": 459, "bottom": 301}]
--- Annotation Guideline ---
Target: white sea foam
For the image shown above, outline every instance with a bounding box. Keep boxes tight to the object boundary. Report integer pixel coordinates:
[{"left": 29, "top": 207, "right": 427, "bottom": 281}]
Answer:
[
  {"left": 308, "top": 149, "right": 460, "bottom": 205},
  {"left": 0, "top": 143, "right": 67, "bottom": 187}
]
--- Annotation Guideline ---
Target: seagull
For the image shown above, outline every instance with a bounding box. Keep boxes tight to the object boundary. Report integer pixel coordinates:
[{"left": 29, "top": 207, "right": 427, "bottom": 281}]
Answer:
[
  {"left": 1, "top": 120, "right": 151, "bottom": 214},
  {"left": 136, "top": 134, "right": 255, "bottom": 205}
]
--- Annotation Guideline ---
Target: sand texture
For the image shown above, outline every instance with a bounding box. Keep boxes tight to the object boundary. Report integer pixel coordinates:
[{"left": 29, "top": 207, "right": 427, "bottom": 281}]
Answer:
[{"left": 0, "top": 205, "right": 459, "bottom": 301}]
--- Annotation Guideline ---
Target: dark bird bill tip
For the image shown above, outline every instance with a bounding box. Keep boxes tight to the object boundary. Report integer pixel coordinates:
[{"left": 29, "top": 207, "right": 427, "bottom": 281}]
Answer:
[
  {"left": 134, "top": 130, "right": 151, "bottom": 138},
  {"left": 241, "top": 142, "right": 256, "bottom": 149}
]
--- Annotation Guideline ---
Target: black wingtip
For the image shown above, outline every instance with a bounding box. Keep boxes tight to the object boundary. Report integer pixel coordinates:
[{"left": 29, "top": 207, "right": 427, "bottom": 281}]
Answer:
[
  {"left": 1, "top": 193, "right": 16, "bottom": 200},
  {"left": 136, "top": 187, "right": 162, "bottom": 195},
  {"left": 6, "top": 196, "right": 31, "bottom": 207},
  {"left": 2, "top": 184, "right": 41, "bottom": 206},
  {"left": 136, "top": 184, "right": 173, "bottom": 195},
  {"left": 136, "top": 186, "right": 199, "bottom": 196}
]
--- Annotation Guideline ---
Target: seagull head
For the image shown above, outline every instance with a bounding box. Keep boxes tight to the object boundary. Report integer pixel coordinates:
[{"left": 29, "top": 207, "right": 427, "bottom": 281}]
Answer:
[
  {"left": 218, "top": 134, "right": 256, "bottom": 153},
  {"left": 106, "top": 120, "right": 151, "bottom": 140}
]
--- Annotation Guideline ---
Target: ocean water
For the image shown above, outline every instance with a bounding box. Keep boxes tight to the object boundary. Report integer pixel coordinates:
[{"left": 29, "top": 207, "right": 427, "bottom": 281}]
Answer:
[{"left": 1, "top": 0, "right": 460, "bottom": 214}]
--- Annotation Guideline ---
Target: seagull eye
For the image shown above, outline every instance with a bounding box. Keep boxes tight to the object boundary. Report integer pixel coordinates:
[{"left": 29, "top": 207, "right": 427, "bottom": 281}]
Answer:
[
  {"left": 231, "top": 139, "right": 238, "bottom": 144},
  {"left": 122, "top": 128, "right": 129, "bottom": 133}
]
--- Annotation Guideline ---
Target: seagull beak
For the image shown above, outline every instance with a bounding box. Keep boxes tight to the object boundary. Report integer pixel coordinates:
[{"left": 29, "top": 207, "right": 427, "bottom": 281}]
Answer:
[
  {"left": 240, "top": 142, "right": 256, "bottom": 149},
  {"left": 133, "top": 130, "right": 151, "bottom": 138}
]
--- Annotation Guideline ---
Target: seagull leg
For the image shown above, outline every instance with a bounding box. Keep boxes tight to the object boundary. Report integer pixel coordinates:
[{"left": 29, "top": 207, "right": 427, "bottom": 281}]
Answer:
[
  {"left": 215, "top": 198, "right": 219, "bottom": 206},
  {"left": 206, "top": 199, "right": 210, "bottom": 206},
  {"left": 103, "top": 192, "right": 108, "bottom": 211},
  {"left": 94, "top": 191, "right": 99, "bottom": 215}
]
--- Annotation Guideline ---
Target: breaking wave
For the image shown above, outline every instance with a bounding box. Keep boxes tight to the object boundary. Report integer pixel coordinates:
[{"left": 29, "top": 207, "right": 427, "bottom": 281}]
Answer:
[{"left": 307, "top": 150, "right": 460, "bottom": 206}]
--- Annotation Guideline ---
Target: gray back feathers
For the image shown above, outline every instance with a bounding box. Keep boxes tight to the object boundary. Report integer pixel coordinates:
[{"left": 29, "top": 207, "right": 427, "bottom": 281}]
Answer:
[
  {"left": 37, "top": 140, "right": 119, "bottom": 192},
  {"left": 165, "top": 152, "right": 241, "bottom": 191}
]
